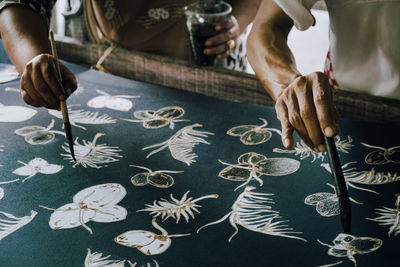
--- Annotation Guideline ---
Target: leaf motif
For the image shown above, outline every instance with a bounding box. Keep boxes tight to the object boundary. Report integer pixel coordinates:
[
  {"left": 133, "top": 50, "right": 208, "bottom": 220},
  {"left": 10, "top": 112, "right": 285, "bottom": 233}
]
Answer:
[
  {"left": 148, "top": 173, "right": 175, "bottom": 188},
  {"left": 133, "top": 110, "right": 155, "bottom": 120},
  {"left": 0, "top": 104, "right": 37, "bottom": 122},
  {"left": 131, "top": 173, "right": 149, "bottom": 186},
  {"left": 14, "top": 126, "right": 44, "bottom": 136},
  {"left": 143, "top": 124, "right": 214, "bottom": 166},
  {"left": 144, "top": 119, "right": 169, "bottom": 128},
  {"left": 238, "top": 152, "right": 267, "bottom": 165},
  {"left": 365, "top": 150, "right": 387, "bottom": 165},
  {"left": 227, "top": 125, "right": 257, "bottom": 136},
  {"left": 240, "top": 130, "right": 272, "bottom": 145},
  {"left": 255, "top": 158, "right": 300, "bottom": 176},
  {"left": 218, "top": 165, "right": 251, "bottom": 181},
  {"left": 25, "top": 131, "right": 55, "bottom": 145},
  {"left": 155, "top": 106, "right": 184, "bottom": 119},
  {"left": 0, "top": 210, "right": 37, "bottom": 241}
]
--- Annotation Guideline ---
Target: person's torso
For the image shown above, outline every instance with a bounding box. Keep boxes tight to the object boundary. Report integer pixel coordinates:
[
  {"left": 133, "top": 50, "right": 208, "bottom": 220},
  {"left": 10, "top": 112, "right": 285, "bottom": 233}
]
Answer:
[
  {"left": 85, "top": 0, "right": 193, "bottom": 60},
  {"left": 324, "top": 0, "right": 400, "bottom": 99}
]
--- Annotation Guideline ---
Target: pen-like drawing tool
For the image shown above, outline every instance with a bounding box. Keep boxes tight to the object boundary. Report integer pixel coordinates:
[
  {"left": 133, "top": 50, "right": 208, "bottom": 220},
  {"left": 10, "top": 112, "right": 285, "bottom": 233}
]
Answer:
[
  {"left": 49, "top": 30, "right": 76, "bottom": 162},
  {"left": 324, "top": 135, "right": 351, "bottom": 233}
]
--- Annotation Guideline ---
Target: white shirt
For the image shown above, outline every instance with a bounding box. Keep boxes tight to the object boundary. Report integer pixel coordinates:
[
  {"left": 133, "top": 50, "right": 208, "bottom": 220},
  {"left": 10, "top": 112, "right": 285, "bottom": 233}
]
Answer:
[{"left": 275, "top": 0, "right": 400, "bottom": 99}]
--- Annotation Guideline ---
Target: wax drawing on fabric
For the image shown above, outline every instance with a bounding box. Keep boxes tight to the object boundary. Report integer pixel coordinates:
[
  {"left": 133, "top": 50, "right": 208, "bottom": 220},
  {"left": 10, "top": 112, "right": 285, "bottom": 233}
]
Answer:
[
  {"left": 321, "top": 161, "right": 400, "bottom": 195},
  {"left": 227, "top": 118, "right": 282, "bottom": 145},
  {"left": 143, "top": 123, "right": 214, "bottom": 166},
  {"left": 0, "top": 145, "right": 3, "bottom": 167},
  {"left": 122, "top": 106, "right": 188, "bottom": 130},
  {"left": 318, "top": 233, "right": 382, "bottom": 267},
  {"left": 87, "top": 89, "right": 140, "bottom": 111},
  {"left": 0, "top": 64, "right": 19, "bottom": 83},
  {"left": 362, "top": 142, "right": 400, "bottom": 165},
  {"left": 0, "top": 179, "right": 19, "bottom": 200},
  {"left": 197, "top": 186, "right": 306, "bottom": 242},
  {"left": 12, "top": 157, "right": 63, "bottom": 183},
  {"left": 85, "top": 248, "right": 160, "bottom": 267},
  {"left": 367, "top": 194, "right": 400, "bottom": 237},
  {"left": 85, "top": 248, "right": 128, "bottom": 267},
  {"left": 14, "top": 119, "right": 65, "bottom": 145},
  {"left": 73, "top": 84, "right": 85, "bottom": 95},
  {"left": 273, "top": 136, "right": 353, "bottom": 162},
  {"left": 218, "top": 152, "right": 300, "bottom": 190},
  {"left": 129, "top": 165, "right": 182, "bottom": 188},
  {"left": 49, "top": 104, "right": 116, "bottom": 130},
  {"left": 40, "top": 183, "right": 127, "bottom": 234},
  {"left": 0, "top": 103, "right": 37, "bottom": 122},
  {"left": 305, "top": 183, "right": 361, "bottom": 217},
  {"left": 61, "top": 133, "right": 122, "bottom": 168},
  {"left": 137, "top": 191, "right": 219, "bottom": 223},
  {"left": 115, "top": 218, "right": 190, "bottom": 255},
  {"left": 0, "top": 210, "right": 37, "bottom": 241}
]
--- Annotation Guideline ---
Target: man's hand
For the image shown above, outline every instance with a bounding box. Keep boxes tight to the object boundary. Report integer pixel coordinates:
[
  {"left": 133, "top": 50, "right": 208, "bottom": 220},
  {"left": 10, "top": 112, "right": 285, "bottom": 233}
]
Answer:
[
  {"left": 20, "top": 54, "right": 77, "bottom": 110},
  {"left": 204, "top": 15, "right": 240, "bottom": 59},
  {"left": 274, "top": 72, "right": 339, "bottom": 152}
]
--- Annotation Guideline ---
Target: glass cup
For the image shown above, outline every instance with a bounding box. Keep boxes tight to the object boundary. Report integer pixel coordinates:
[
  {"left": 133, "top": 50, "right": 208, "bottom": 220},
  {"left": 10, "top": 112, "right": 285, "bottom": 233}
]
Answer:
[{"left": 184, "top": 1, "right": 232, "bottom": 66}]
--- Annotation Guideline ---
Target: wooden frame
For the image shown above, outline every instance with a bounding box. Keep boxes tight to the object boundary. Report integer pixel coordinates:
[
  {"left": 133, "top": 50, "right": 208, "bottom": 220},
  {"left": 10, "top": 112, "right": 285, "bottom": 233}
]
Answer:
[{"left": 55, "top": 36, "right": 400, "bottom": 124}]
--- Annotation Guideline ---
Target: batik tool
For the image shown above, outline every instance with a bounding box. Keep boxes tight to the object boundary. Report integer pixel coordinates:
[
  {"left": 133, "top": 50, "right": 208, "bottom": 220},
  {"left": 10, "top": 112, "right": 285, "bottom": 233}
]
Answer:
[
  {"left": 324, "top": 135, "right": 351, "bottom": 233},
  {"left": 49, "top": 30, "right": 76, "bottom": 162}
]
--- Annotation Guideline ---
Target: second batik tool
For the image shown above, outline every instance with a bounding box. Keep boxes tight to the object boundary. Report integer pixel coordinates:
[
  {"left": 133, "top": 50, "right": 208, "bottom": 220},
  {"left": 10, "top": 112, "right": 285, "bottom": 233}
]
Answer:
[
  {"left": 49, "top": 30, "right": 76, "bottom": 162},
  {"left": 324, "top": 135, "right": 351, "bottom": 233}
]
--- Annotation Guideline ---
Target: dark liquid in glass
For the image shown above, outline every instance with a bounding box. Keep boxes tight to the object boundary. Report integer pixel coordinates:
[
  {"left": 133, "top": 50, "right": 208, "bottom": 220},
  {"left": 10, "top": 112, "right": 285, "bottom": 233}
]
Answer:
[{"left": 189, "top": 24, "right": 217, "bottom": 66}]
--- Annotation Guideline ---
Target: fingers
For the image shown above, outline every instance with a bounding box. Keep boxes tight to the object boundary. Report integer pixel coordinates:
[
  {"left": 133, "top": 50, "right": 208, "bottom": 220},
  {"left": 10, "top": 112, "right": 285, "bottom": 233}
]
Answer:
[
  {"left": 20, "top": 54, "right": 76, "bottom": 110},
  {"left": 275, "top": 100, "right": 294, "bottom": 148},
  {"left": 295, "top": 77, "right": 325, "bottom": 151},
  {"left": 60, "top": 63, "right": 77, "bottom": 95},
  {"left": 204, "top": 16, "right": 239, "bottom": 58},
  {"left": 311, "top": 72, "right": 339, "bottom": 138},
  {"left": 275, "top": 73, "right": 338, "bottom": 152}
]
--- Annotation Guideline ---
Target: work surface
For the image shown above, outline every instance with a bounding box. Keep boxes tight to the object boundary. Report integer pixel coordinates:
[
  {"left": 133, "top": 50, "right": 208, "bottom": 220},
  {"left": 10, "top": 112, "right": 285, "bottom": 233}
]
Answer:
[{"left": 0, "top": 53, "right": 399, "bottom": 267}]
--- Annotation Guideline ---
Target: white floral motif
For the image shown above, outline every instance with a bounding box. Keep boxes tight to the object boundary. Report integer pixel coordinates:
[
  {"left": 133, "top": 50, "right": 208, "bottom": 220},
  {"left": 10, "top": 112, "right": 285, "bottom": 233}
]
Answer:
[
  {"left": 122, "top": 106, "right": 188, "bottom": 129},
  {"left": 61, "top": 133, "right": 122, "bottom": 168},
  {"left": 138, "top": 191, "right": 219, "bottom": 223},
  {"left": 361, "top": 142, "right": 400, "bottom": 165},
  {"left": 273, "top": 136, "right": 353, "bottom": 162},
  {"left": 0, "top": 210, "right": 37, "bottom": 241},
  {"left": 115, "top": 218, "right": 190, "bottom": 255},
  {"left": 85, "top": 248, "right": 160, "bottom": 267},
  {"left": 318, "top": 233, "right": 382, "bottom": 267},
  {"left": 219, "top": 152, "right": 300, "bottom": 191},
  {"left": 49, "top": 104, "right": 116, "bottom": 130},
  {"left": 40, "top": 183, "right": 127, "bottom": 234},
  {"left": 227, "top": 118, "right": 282, "bottom": 145},
  {"left": 143, "top": 124, "right": 214, "bottom": 166},
  {"left": 197, "top": 186, "right": 306, "bottom": 242},
  {"left": 13, "top": 158, "right": 63, "bottom": 182},
  {"left": 305, "top": 183, "right": 362, "bottom": 217},
  {"left": 0, "top": 103, "right": 37, "bottom": 122},
  {"left": 130, "top": 165, "right": 182, "bottom": 188},
  {"left": 321, "top": 161, "right": 400, "bottom": 195},
  {"left": 87, "top": 89, "right": 139, "bottom": 111},
  {"left": 148, "top": 8, "right": 170, "bottom": 20},
  {"left": 0, "top": 179, "right": 20, "bottom": 200},
  {"left": 367, "top": 194, "right": 400, "bottom": 237},
  {"left": 14, "top": 119, "right": 65, "bottom": 145},
  {"left": 0, "top": 64, "right": 19, "bottom": 83}
]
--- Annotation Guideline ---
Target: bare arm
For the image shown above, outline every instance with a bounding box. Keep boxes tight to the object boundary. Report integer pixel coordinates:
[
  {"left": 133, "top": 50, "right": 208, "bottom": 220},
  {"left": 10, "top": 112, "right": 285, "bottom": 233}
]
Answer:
[
  {"left": 247, "top": 0, "right": 338, "bottom": 151},
  {"left": 0, "top": 5, "right": 76, "bottom": 109}
]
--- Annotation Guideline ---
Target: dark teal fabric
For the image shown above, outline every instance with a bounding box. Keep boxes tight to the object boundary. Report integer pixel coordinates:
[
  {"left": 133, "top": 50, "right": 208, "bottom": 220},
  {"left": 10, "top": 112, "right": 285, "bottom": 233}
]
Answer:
[{"left": 0, "top": 42, "right": 399, "bottom": 267}]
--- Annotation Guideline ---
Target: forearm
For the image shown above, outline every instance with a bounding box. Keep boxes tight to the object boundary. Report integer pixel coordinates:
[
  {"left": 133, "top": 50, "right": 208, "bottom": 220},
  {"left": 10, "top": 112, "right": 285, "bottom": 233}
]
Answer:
[
  {"left": 229, "top": 0, "right": 261, "bottom": 34},
  {"left": 247, "top": 1, "right": 300, "bottom": 100},
  {"left": 0, "top": 5, "right": 51, "bottom": 74}
]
